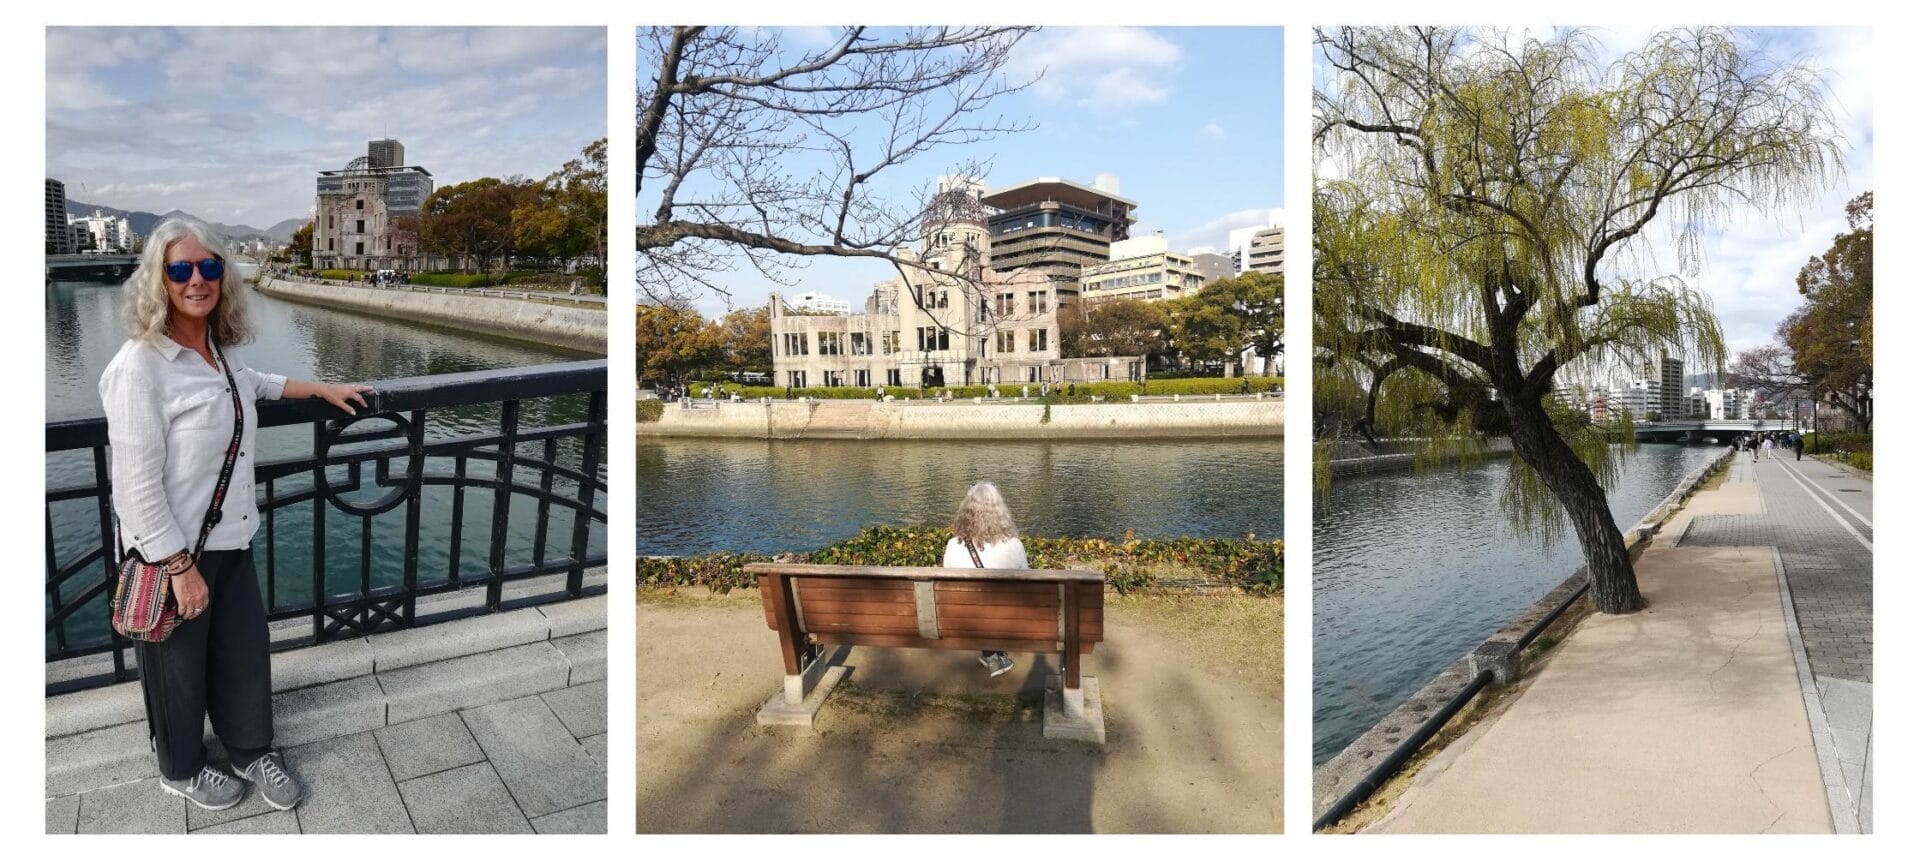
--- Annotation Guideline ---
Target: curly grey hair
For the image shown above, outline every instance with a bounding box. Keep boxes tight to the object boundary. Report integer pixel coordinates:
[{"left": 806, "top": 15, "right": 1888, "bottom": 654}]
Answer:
[
  {"left": 124, "top": 218, "right": 253, "bottom": 346},
  {"left": 951, "top": 481, "right": 1019, "bottom": 547}
]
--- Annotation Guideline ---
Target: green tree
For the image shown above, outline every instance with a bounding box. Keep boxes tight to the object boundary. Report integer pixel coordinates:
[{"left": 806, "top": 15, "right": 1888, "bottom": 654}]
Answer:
[
  {"left": 1314, "top": 27, "right": 1840, "bottom": 613},
  {"left": 1172, "top": 272, "right": 1282, "bottom": 375},
  {"left": 637, "top": 302, "right": 723, "bottom": 388}
]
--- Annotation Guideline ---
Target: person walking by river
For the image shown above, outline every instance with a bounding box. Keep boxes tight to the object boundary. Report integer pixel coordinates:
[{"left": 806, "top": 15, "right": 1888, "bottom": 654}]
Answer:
[
  {"left": 1762, "top": 435, "right": 1776, "bottom": 460},
  {"left": 1794, "top": 432, "right": 1805, "bottom": 460},
  {"left": 100, "top": 219, "right": 373, "bottom": 813},
  {"left": 944, "top": 481, "right": 1027, "bottom": 679}
]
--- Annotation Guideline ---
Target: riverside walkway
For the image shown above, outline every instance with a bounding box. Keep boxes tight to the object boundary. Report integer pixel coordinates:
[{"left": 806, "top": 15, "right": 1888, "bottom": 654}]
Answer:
[
  {"left": 1366, "top": 453, "right": 1871, "bottom": 833},
  {"left": 46, "top": 575, "right": 608, "bottom": 834}
]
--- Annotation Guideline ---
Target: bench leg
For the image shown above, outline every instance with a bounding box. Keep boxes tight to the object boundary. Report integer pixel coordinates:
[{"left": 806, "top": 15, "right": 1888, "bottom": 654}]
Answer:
[{"left": 1044, "top": 674, "right": 1105, "bottom": 744}]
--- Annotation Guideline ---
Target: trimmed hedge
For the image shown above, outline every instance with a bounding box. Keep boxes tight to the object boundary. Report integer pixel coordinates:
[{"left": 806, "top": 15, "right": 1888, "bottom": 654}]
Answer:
[
  {"left": 409, "top": 270, "right": 541, "bottom": 289},
  {"left": 637, "top": 525, "right": 1281, "bottom": 595},
  {"left": 691, "top": 375, "right": 1283, "bottom": 402},
  {"left": 1805, "top": 432, "right": 1871, "bottom": 455},
  {"left": 637, "top": 400, "right": 664, "bottom": 423}
]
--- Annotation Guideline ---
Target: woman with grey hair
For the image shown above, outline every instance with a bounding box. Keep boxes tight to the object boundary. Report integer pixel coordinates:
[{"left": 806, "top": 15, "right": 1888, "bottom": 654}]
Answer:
[
  {"left": 100, "top": 219, "right": 371, "bottom": 812},
  {"left": 943, "top": 481, "right": 1027, "bottom": 677}
]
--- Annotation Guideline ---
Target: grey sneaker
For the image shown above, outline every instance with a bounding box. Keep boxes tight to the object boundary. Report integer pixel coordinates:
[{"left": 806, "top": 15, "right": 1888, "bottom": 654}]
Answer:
[
  {"left": 988, "top": 653, "right": 1016, "bottom": 678},
  {"left": 236, "top": 751, "right": 304, "bottom": 810},
  {"left": 160, "top": 765, "right": 245, "bottom": 810}
]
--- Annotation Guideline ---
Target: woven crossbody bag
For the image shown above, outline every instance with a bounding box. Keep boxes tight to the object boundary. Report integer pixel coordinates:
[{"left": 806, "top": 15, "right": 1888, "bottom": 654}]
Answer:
[{"left": 110, "top": 336, "right": 247, "bottom": 642}]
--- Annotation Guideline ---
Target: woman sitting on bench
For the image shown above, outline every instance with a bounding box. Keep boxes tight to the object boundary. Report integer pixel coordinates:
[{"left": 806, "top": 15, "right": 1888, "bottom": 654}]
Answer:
[{"left": 944, "top": 481, "right": 1026, "bottom": 678}]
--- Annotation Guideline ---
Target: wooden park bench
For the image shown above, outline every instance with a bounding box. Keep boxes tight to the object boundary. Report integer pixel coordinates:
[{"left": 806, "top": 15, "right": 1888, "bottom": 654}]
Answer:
[{"left": 743, "top": 562, "right": 1107, "bottom": 742}]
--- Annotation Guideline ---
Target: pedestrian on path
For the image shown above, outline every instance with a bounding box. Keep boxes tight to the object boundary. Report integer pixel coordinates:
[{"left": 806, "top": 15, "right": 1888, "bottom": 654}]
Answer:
[
  {"left": 1763, "top": 435, "right": 1776, "bottom": 460},
  {"left": 101, "top": 220, "right": 373, "bottom": 813},
  {"left": 944, "top": 481, "right": 1026, "bottom": 679},
  {"left": 1794, "top": 433, "right": 1805, "bottom": 460}
]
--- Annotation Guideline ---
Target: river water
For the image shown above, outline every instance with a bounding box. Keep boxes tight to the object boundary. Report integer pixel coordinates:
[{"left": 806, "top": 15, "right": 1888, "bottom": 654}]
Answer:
[
  {"left": 637, "top": 437, "right": 1283, "bottom": 556},
  {"left": 1312, "top": 443, "right": 1722, "bottom": 764},
  {"left": 45, "top": 269, "right": 605, "bottom": 652}
]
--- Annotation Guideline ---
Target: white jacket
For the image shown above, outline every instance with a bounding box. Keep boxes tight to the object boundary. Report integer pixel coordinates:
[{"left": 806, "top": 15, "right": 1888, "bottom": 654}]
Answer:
[
  {"left": 943, "top": 536, "right": 1028, "bottom": 569},
  {"left": 98, "top": 336, "right": 286, "bottom": 561}
]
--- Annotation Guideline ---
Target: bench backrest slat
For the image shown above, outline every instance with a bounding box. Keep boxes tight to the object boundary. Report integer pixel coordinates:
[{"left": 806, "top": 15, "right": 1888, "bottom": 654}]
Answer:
[{"left": 756, "top": 567, "right": 1104, "bottom": 654}]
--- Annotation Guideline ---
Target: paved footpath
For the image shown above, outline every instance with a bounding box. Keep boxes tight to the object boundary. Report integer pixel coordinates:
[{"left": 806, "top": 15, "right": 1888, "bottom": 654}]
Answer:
[
  {"left": 1682, "top": 453, "right": 1872, "bottom": 832},
  {"left": 1370, "top": 452, "right": 1870, "bottom": 833}
]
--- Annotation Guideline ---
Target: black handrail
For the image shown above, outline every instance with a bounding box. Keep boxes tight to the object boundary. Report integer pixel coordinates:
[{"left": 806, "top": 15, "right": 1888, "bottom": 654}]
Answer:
[{"left": 45, "top": 361, "right": 607, "bottom": 693}]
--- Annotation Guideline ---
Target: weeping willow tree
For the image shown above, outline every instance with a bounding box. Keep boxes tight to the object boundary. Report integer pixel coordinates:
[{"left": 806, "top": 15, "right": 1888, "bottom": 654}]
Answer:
[{"left": 1313, "top": 27, "right": 1841, "bottom": 613}]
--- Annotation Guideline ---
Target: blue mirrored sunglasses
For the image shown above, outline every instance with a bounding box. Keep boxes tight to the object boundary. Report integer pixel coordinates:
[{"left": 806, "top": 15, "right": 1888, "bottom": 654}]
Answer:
[{"left": 165, "top": 258, "right": 225, "bottom": 284}]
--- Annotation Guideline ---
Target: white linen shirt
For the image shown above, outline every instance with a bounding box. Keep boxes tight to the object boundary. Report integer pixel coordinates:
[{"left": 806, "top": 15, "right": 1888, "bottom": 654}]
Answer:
[
  {"left": 943, "top": 536, "right": 1028, "bottom": 569},
  {"left": 98, "top": 336, "right": 287, "bottom": 561}
]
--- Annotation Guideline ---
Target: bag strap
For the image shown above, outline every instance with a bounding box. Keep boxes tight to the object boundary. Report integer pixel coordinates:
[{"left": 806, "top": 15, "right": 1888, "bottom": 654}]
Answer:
[
  {"left": 190, "top": 335, "right": 247, "bottom": 562},
  {"left": 962, "top": 538, "right": 985, "bottom": 569}
]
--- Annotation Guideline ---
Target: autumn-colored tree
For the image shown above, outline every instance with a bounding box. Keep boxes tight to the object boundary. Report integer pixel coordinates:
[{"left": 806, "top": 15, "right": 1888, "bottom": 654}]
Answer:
[
  {"left": 422, "top": 177, "right": 535, "bottom": 272},
  {"left": 637, "top": 303, "right": 723, "bottom": 388},
  {"left": 287, "top": 221, "right": 313, "bottom": 265},
  {"left": 1080, "top": 299, "right": 1172, "bottom": 362},
  {"left": 716, "top": 306, "right": 773, "bottom": 374},
  {"left": 1787, "top": 191, "right": 1871, "bottom": 431},
  {"left": 513, "top": 139, "right": 608, "bottom": 277}
]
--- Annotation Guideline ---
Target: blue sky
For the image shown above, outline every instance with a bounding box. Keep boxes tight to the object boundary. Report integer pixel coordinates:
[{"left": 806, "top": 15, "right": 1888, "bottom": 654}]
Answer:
[
  {"left": 47, "top": 27, "right": 606, "bottom": 228},
  {"left": 1314, "top": 25, "right": 1873, "bottom": 362},
  {"left": 643, "top": 26, "right": 1285, "bottom": 319}
]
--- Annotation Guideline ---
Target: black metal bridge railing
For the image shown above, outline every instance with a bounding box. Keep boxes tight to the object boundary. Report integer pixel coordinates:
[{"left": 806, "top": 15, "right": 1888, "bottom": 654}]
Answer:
[{"left": 45, "top": 360, "right": 607, "bottom": 693}]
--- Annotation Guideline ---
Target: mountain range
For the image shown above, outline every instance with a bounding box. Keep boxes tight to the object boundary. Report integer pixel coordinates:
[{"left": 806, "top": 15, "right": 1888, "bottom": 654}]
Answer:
[{"left": 63, "top": 200, "right": 308, "bottom": 244}]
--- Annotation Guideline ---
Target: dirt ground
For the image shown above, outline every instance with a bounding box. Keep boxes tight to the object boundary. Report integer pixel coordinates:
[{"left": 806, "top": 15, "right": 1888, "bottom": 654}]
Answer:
[{"left": 635, "top": 588, "right": 1282, "bottom": 833}]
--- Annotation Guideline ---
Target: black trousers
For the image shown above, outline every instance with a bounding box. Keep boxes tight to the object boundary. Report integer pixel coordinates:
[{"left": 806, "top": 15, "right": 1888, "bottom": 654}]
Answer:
[{"left": 133, "top": 548, "right": 274, "bottom": 780}]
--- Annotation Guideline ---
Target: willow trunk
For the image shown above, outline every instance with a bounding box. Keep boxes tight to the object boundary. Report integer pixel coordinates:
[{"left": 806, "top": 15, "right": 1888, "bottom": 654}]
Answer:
[{"left": 1503, "top": 395, "right": 1643, "bottom": 613}]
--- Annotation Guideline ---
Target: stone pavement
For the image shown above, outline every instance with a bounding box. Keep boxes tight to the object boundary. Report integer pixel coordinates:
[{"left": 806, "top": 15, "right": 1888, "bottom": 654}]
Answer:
[
  {"left": 1681, "top": 453, "right": 1872, "bottom": 832},
  {"left": 47, "top": 580, "right": 608, "bottom": 834},
  {"left": 1367, "top": 457, "right": 1850, "bottom": 833},
  {"left": 47, "top": 684, "right": 608, "bottom": 834}
]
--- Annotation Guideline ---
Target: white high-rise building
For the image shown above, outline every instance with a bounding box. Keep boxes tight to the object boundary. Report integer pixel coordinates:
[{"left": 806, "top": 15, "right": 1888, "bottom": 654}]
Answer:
[{"left": 1227, "top": 210, "right": 1284, "bottom": 274}]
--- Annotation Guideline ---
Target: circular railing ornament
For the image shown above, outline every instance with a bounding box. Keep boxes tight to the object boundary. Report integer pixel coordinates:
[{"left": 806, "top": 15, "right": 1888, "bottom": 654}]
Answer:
[{"left": 318, "top": 411, "right": 424, "bottom": 517}]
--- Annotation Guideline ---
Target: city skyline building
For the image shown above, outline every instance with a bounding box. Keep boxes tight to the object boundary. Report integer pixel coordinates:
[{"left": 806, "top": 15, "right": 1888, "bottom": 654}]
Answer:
[
  {"left": 980, "top": 175, "right": 1136, "bottom": 287},
  {"left": 1227, "top": 210, "right": 1284, "bottom": 273},
  {"left": 46, "top": 178, "right": 73, "bottom": 254},
  {"left": 1243, "top": 225, "right": 1284, "bottom": 275}
]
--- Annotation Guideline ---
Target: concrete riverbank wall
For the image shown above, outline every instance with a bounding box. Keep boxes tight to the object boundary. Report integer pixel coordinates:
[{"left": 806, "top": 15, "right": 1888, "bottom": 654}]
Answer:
[
  {"left": 638, "top": 398, "right": 1282, "bottom": 440},
  {"left": 254, "top": 276, "right": 606, "bottom": 355},
  {"left": 1311, "top": 446, "right": 1734, "bottom": 823}
]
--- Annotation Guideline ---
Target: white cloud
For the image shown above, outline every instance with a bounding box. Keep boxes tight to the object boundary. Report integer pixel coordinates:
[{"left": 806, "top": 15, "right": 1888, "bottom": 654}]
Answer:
[
  {"left": 1200, "top": 122, "right": 1226, "bottom": 139},
  {"left": 1014, "top": 27, "right": 1181, "bottom": 113},
  {"left": 1170, "top": 206, "right": 1284, "bottom": 253},
  {"left": 46, "top": 26, "right": 604, "bottom": 227}
]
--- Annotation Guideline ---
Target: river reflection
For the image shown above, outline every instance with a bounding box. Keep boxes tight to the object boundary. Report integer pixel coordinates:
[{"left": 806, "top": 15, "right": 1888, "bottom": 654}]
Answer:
[
  {"left": 1311, "top": 443, "right": 1722, "bottom": 764},
  {"left": 637, "top": 437, "right": 1283, "bottom": 556}
]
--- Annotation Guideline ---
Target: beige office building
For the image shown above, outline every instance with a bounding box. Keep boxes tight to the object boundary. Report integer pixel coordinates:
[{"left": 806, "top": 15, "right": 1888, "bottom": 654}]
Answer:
[
  {"left": 771, "top": 191, "right": 1140, "bottom": 389},
  {"left": 1080, "top": 235, "right": 1233, "bottom": 304}
]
